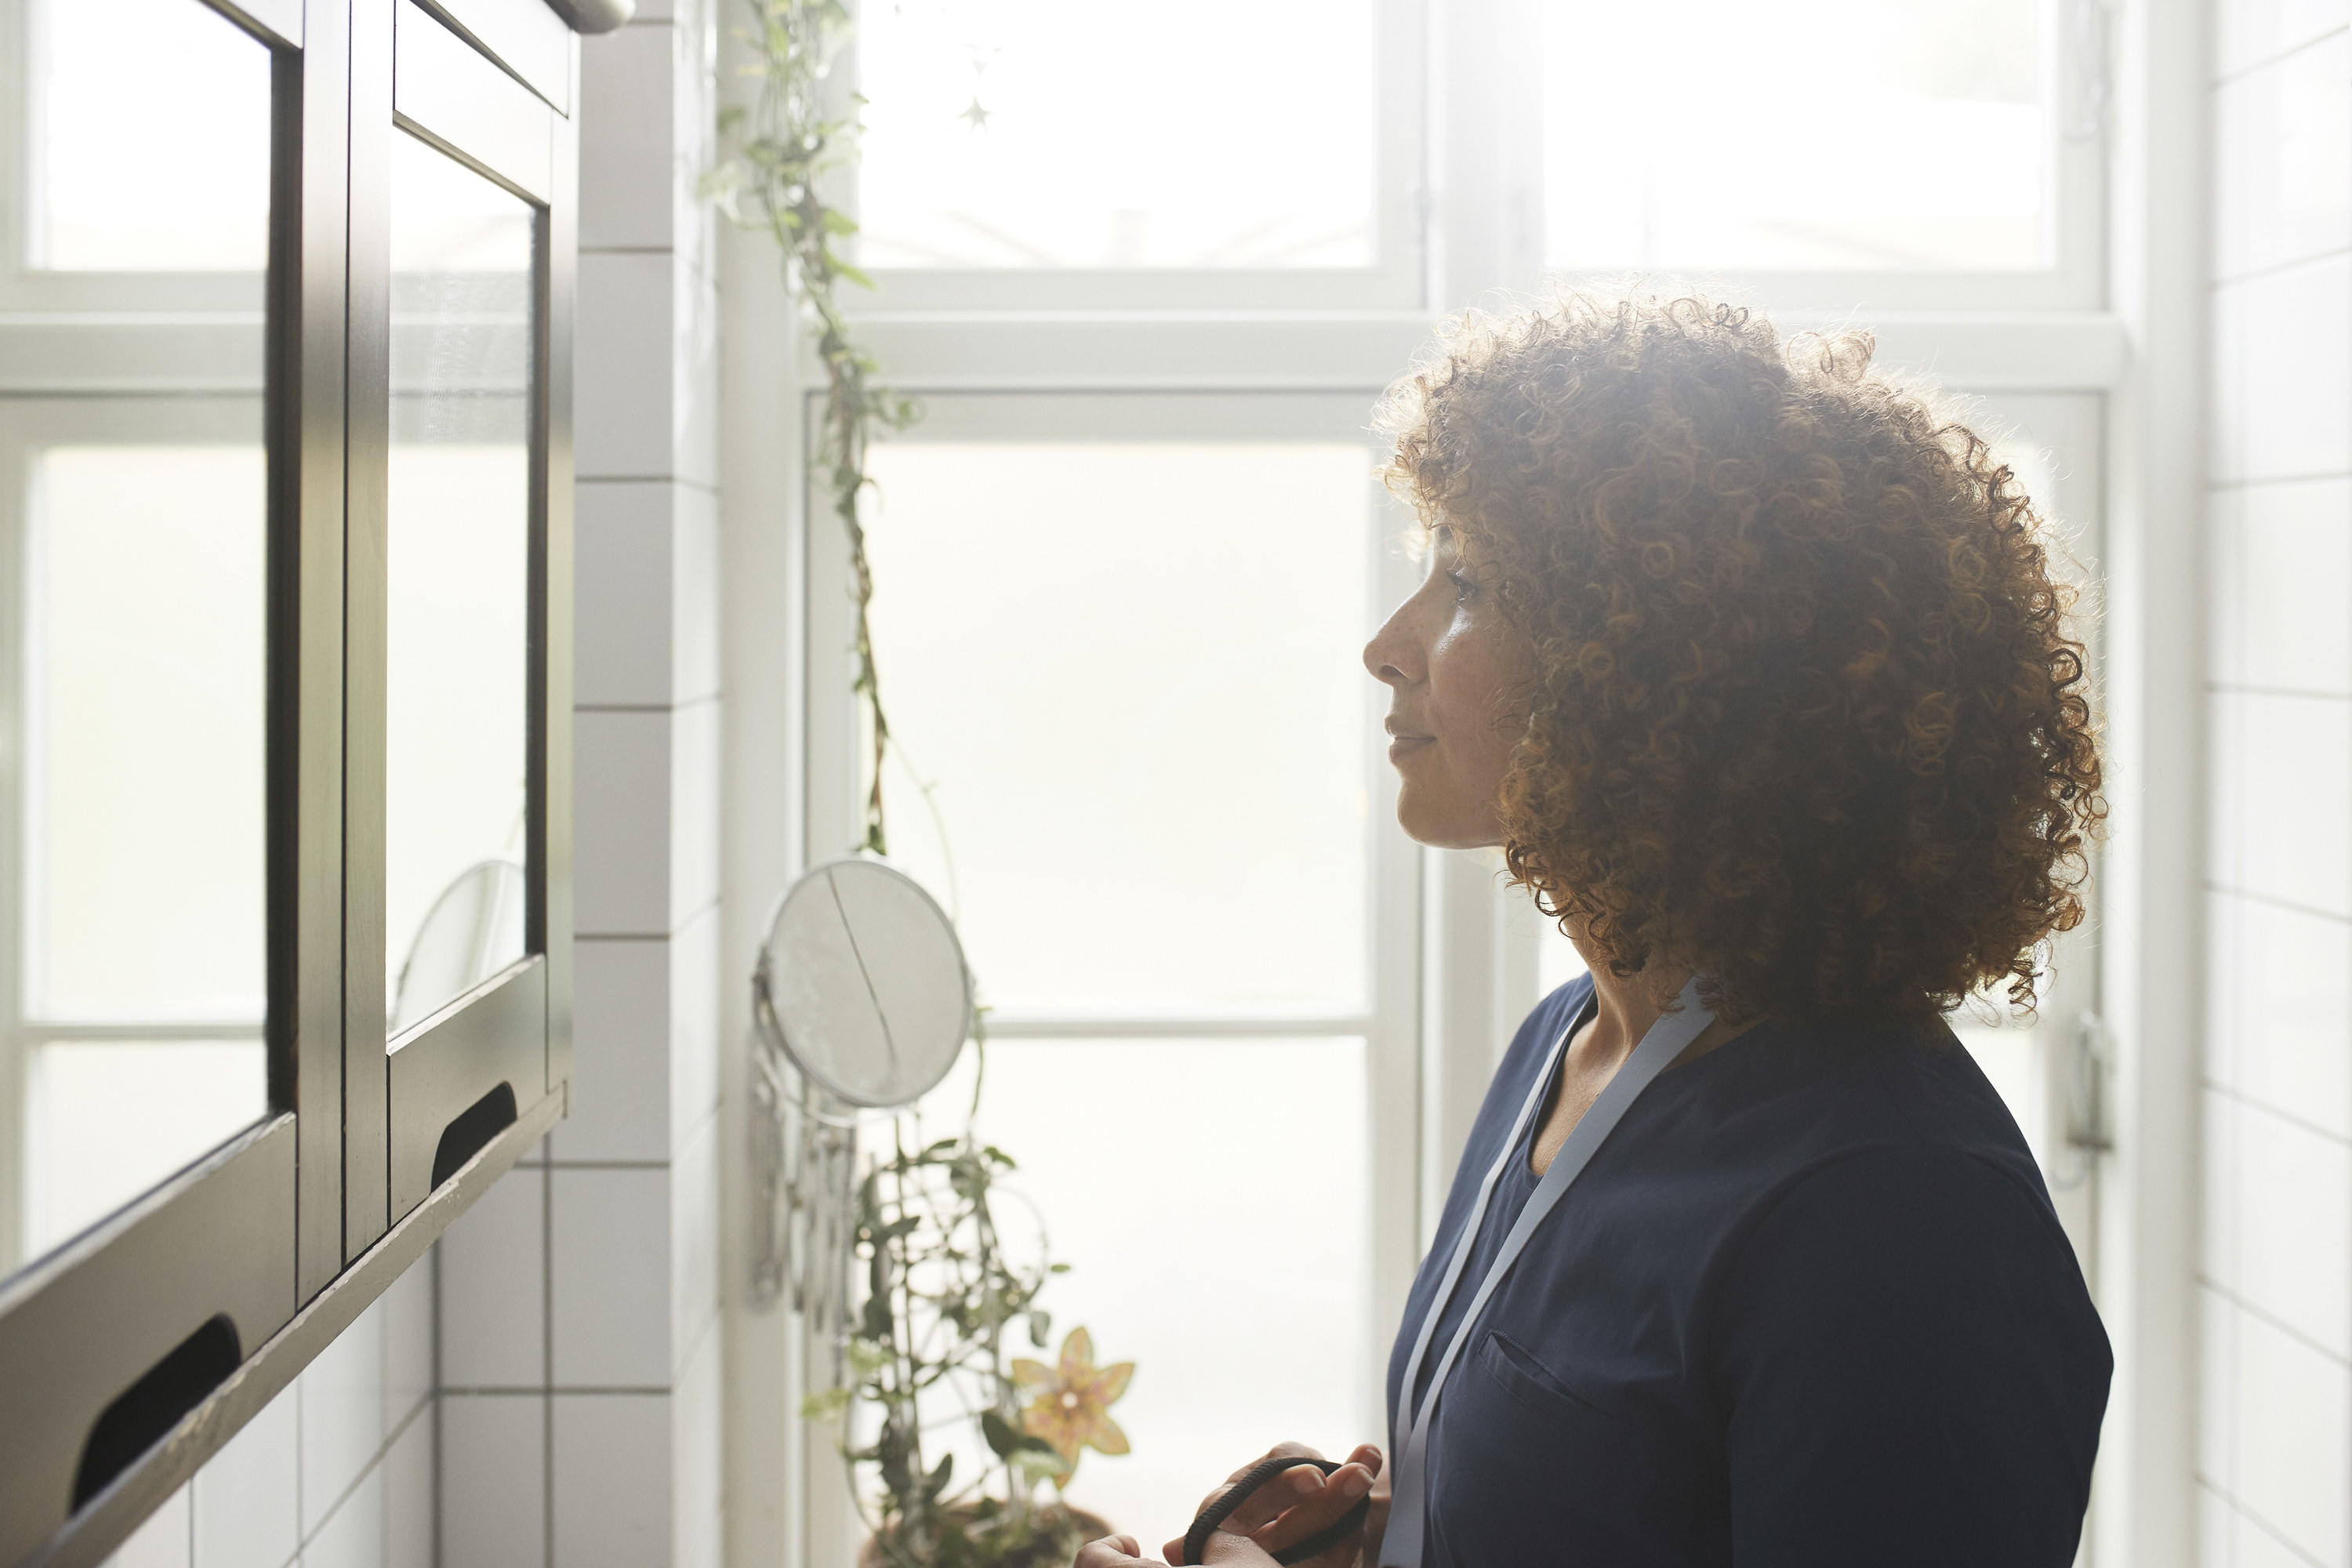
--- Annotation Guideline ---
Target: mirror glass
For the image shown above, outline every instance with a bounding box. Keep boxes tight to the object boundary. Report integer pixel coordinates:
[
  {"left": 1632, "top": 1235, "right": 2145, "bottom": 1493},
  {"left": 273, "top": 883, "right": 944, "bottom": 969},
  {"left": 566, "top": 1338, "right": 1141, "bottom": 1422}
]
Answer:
[
  {"left": 758, "top": 858, "right": 971, "bottom": 1109},
  {"left": 0, "top": 0, "right": 273, "bottom": 1279},
  {"left": 385, "top": 129, "right": 534, "bottom": 1039}
]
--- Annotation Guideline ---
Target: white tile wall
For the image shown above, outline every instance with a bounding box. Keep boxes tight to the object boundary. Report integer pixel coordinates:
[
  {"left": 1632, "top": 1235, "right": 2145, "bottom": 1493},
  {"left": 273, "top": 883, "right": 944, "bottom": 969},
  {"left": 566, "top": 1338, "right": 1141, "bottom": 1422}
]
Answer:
[
  {"left": 2215, "top": 31, "right": 2352, "bottom": 281},
  {"left": 2220, "top": 691, "right": 2351, "bottom": 915},
  {"left": 2216, "top": 0, "right": 2351, "bottom": 78},
  {"left": 2209, "top": 477, "right": 2352, "bottom": 695},
  {"left": 552, "top": 1395, "right": 673, "bottom": 1568},
  {"left": 552, "top": 1167, "right": 674, "bottom": 1388},
  {"left": 193, "top": 1381, "right": 299, "bottom": 1568},
  {"left": 565, "top": 937, "right": 677, "bottom": 1161},
  {"left": 574, "top": 708, "right": 679, "bottom": 935},
  {"left": 2211, "top": 254, "right": 2352, "bottom": 483},
  {"left": 2205, "top": 15, "right": 2352, "bottom": 1559},
  {"left": 105, "top": 1484, "right": 191, "bottom": 1568},
  {"left": 301, "top": 1301, "right": 386, "bottom": 1537},
  {"left": 579, "top": 24, "right": 677, "bottom": 251},
  {"left": 441, "top": 1394, "right": 548, "bottom": 1568},
  {"left": 438, "top": 1165, "right": 549, "bottom": 1388}
]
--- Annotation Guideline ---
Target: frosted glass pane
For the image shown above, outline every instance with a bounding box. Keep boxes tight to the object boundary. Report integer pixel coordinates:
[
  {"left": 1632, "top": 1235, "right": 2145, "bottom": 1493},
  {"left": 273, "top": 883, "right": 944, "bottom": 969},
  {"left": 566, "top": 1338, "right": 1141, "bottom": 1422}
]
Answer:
[
  {"left": 32, "top": 0, "right": 272, "bottom": 270},
  {"left": 23, "top": 1040, "right": 265, "bottom": 1259},
  {"left": 858, "top": 0, "right": 1374, "bottom": 269},
  {"left": 905, "top": 1038, "right": 1373, "bottom": 1548},
  {"left": 386, "top": 132, "right": 532, "bottom": 1036},
  {"left": 863, "top": 441, "right": 1374, "bottom": 1016},
  {"left": 32, "top": 447, "right": 267, "bottom": 1020},
  {"left": 1542, "top": 0, "right": 2048, "bottom": 272}
]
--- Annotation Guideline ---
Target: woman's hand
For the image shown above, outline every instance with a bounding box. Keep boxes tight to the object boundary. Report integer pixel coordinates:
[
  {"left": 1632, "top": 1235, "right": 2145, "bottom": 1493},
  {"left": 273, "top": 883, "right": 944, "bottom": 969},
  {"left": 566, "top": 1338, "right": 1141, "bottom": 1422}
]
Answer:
[{"left": 1152, "top": 1440, "right": 1385, "bottom": 1568}]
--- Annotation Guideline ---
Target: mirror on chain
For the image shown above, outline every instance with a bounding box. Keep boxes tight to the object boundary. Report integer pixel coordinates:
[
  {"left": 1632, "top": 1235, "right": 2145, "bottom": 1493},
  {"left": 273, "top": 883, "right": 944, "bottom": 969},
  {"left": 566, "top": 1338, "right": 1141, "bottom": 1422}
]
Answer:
[{"left": 747, "top": 857, "right": 973, "bottom": 1329}]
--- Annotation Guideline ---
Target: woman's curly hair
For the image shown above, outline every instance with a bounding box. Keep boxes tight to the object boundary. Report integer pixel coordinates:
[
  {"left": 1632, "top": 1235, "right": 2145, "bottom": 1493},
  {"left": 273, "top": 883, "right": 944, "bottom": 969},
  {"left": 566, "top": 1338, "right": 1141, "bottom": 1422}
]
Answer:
[{"left": 1378, "top": 289, "right": 2103, "bottom": 1028}]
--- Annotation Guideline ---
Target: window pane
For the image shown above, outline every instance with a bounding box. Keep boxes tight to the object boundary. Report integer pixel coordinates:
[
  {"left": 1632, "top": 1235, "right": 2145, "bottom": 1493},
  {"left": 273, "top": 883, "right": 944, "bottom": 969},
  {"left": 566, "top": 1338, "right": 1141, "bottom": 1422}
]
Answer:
[
  {"left": 386, "top": 132, "right": 533, "bottom": 1036},
  {"left": 1541, "top": 0, "right": 2048, "bottom": 272},
  {"left": 858, "top": 0, "right": 1374, "bottom": 269},
  {"left": 31, "top": 0, "right": 272, "bottom": 270},
  {"left": 910, "top": 1037, "right": 1373, "bottom": 1545},
  {"left": 864, "top": 439, "right": 1374, "bottom": 1017},
  {"left": 31, "top": 447, "right": 267, "bottom": 1021},
  {"left": 24, "top": 1039, "right": 265, "bottom": 1258}
]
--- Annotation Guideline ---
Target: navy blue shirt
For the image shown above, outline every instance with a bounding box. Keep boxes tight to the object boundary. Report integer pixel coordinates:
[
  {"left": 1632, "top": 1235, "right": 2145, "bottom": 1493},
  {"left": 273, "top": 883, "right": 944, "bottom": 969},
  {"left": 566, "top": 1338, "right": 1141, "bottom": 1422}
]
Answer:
[{"left": 1386, "top": 976, "right": 2111, "bottom": 1567}]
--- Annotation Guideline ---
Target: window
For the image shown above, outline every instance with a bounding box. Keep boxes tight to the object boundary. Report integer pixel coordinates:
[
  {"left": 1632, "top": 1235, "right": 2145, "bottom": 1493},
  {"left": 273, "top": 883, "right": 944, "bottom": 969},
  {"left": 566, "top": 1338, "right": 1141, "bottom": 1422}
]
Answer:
[
  {"left": 779, "top": 5, "right": 2121, "bottom": 1557},
  {"left": 808, "top": 394, "right": 1418, "bottom": 1537},
  {"left": 0, "top": 2, "right": 586, "bottom": 1559}
]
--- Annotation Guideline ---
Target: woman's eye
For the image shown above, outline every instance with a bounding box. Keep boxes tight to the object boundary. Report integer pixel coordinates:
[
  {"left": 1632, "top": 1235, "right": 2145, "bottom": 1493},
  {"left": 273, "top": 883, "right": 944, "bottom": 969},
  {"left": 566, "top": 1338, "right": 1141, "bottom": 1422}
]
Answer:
[{"left": 1446, "top": 570, "right": 1475, "bottom": 602}]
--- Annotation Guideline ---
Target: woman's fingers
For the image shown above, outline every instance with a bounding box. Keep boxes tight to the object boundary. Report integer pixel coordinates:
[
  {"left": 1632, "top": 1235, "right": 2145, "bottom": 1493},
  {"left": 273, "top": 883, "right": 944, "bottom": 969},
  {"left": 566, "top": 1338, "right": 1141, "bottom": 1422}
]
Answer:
[
  {"left": 1248, "top": 1460, "right": 1377, "bottom": 1560},
  {"left": 1074, "top": 1534, "right": 1149, "bottom": 1567}
]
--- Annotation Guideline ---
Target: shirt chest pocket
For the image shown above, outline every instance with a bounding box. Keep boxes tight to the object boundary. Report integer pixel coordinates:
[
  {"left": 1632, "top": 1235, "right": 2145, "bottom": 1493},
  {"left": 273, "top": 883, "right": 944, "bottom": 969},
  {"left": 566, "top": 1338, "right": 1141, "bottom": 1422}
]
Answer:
[
  {"left": 1473, "top": 1330, "right": 1626, "bottom": 1439},
  {"left": 1426, "top": 1331, "right": 1687, "bottom": 1566}
]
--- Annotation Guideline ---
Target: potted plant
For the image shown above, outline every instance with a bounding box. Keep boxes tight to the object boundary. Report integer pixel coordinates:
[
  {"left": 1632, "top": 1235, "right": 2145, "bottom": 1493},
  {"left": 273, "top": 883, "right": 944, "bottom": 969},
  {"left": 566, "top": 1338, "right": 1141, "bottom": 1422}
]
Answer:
[{"left": 804, "top": 1130, "right": 1134, "bottom": 1568}]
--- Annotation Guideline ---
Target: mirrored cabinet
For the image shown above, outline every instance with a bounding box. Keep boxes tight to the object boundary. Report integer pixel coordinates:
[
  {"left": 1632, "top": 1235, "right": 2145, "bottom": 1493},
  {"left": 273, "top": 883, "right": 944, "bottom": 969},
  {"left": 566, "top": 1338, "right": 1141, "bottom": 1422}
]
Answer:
[{"left": 0, "top": 0, "right": 594, "bottom": 1560}]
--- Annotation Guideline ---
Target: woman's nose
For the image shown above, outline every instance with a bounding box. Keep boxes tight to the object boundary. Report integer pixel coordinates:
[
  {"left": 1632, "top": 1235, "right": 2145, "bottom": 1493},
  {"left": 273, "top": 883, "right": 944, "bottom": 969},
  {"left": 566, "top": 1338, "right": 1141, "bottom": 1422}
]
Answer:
[{"left": 1363, "top": 605, "right": 1421, "bottom": 688}]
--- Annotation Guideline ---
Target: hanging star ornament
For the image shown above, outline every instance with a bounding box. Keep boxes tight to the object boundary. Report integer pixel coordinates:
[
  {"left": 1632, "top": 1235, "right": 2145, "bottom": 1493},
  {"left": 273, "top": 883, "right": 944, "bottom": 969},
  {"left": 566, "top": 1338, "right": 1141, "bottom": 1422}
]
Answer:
[
  {"left": 1014, "top": 1327, "right": 1134, "bottom": 1479},
  {"left": 960, "top": 96, "right": 991, "bottom": 131}
]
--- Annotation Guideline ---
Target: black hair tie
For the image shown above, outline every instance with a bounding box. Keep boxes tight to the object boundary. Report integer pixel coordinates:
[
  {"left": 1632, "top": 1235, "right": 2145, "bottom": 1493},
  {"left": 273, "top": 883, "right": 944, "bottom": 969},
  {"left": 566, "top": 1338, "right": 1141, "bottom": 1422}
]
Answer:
[{"left": 1181, "top": 1455, "right": 1371, "bottom": 1567}]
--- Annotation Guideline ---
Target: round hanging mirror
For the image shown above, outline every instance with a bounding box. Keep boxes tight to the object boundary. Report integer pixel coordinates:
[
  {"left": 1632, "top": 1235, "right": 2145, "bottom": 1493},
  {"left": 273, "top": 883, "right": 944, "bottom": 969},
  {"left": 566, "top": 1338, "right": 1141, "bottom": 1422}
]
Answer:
[
  {"left": 748, "top": 856, "right": 974, "bottom": 1321},
  {"left": 753, "top": 855, "right": 972, "bottom": 1110}
]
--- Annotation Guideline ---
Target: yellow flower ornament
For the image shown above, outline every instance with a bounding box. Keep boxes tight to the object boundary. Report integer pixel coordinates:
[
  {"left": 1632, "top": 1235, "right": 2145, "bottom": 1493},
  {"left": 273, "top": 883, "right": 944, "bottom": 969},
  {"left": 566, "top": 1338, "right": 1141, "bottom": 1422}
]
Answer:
[{"left": 1014, "top": 1327, "right": 1134, "bottom": 1477}]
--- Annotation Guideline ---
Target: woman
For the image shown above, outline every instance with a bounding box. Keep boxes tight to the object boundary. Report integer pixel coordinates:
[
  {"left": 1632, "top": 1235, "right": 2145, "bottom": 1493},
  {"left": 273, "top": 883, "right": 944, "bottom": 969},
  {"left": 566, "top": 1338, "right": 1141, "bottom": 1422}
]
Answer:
[{"left": 1079, "top": 291, "right": 2111, "bottom": 1568}]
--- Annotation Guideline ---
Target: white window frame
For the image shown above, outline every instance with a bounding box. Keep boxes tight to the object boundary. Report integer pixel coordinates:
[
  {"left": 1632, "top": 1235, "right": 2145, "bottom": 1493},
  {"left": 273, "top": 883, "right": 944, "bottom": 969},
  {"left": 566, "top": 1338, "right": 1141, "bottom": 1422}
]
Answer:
[
  {"left": 840, "top": 0, "right": 1429, "bottom": 313},
  {"left": 727, "top": 3, "right": 2154, "bottom": 1560}
]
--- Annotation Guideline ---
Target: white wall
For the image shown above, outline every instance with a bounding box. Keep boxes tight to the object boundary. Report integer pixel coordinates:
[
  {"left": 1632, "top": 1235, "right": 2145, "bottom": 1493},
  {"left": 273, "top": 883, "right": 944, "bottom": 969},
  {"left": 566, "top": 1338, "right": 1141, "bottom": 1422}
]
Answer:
[{"left": 2199, "top": 5, "right": 2352, "bottom": 1565}]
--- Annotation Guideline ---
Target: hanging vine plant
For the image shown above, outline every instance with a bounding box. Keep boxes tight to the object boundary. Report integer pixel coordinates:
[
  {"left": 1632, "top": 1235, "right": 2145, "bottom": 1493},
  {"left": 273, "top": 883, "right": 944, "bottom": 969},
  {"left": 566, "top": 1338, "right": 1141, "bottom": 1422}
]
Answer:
[{"left": 704, "top": 0, "right": 919, "bottom": 856}]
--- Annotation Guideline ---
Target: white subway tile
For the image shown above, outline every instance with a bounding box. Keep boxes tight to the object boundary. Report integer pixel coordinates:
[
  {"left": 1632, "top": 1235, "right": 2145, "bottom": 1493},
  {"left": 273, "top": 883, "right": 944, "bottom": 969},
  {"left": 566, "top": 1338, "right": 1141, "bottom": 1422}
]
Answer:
[
  {"left": 673, "top": 483, "right": 720, "bottom": 704},
  {"left": 2212, "top": 691, "right": 2249, "bottom": 892},
  {"left": 299, "top": 1299, "right": 385, "bottom": 1537},
  {"left": 2216, "top": 34, "right": 2352, "bottom": 281},
  {"left": 383, "top": 1409, "right": 433, "bottom": 1568},
  {"left": 671, "top": 699, "right": 720, "bottom": 920},
  {"left": 440, "top": 1395, "right": 546, "bottom": 1568},
  {"left": 2202, "top": 1290, "right": 2238, "bottom": 1494},
  {"left": 574, "top": 709, "right": 673, "bottom": 936},
  {"left": 580, "top": 25, "right": 677, "bottom": 251},
  {"left": 437, "top": 1166, "right": 547, "bottom": 1389},
  {"left": 2239, "top": 477, "right": 2352, "bottom": 696},
  {"left": 675, "top": 265, "right": 720, "bottom": 493},
  {"left": 672, "top": 1116, "right": 720, "bottom": 1374},
  {"left": 670, "top": 905, "right": 721, "bottom": 1154},
  {"left": 193, "top": 1379, "right": 299, "bottom": 1568},
  {"left": 379, "top": 1260, "right": 434, "bottom": 1439},
  {"left": 2210, "top": 891, "right": 2246, "bottom": 1094},
  {"left": 2217, "top": 0, "right": 2352, "bottom": 78},
  {"left": 551, "top": 1394, "right": 673, "bottom": 1568},
  {"left": 2237, "top": 1503, "right": 2322, "bottom": 1568},
  {"left": 561, "top": 936, "right": 673, "bottom": 1163},
  {"left": 2233, "top": 691, "right": 2351, "bottom": 916},
  {"left": 2212, "top": 256, "right": 2352, "bottom": 484},
  {"left": 2206, "top": 1089, "right": 2241, "bottom": 1291},
  {"left": 575, "top": 481, "right": 678, "bottom": 709},
  {"left": 553, "top": 1166, "right": 673, "bottom": 1388},
  {"left": 302, "top": 1463, "right": 383, "bottom": 1568},
  {"left": 2229, "top": 895, "right": 2352, "bottom": 1137},
  {"left": 2234, "top": 1306, "right": 2350, "bottom": 1566},
  {"left": 673, "top": 1331, "right": 723, "bottom": 1568},
  {"left": 2236, "top": 1102, "right": 2352, "bottom": 1358},
  {"left": 103, "top": 1483, "right": 191, "bottom": 1568},
  {"left": 2212, "top": 487, "right": 2249, "bottom": 691},
  {"left": 576, "top": 252, "right": 676, "bottom": 481}
]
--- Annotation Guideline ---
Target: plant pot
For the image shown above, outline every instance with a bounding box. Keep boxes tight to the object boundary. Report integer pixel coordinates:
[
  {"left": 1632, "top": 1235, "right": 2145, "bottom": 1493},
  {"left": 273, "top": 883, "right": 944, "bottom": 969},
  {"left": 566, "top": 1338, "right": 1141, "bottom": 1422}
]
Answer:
[{"left": 858, "top": 1503, "right": 1114, "bottom": 1568}]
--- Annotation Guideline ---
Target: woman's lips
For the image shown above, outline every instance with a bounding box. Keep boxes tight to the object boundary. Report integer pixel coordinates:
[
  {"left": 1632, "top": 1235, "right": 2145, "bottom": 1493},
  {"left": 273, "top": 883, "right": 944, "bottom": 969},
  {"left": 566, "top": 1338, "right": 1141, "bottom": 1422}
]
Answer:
[{"left": 1388, "top": 734, "right": 1436, "bottom": 762}]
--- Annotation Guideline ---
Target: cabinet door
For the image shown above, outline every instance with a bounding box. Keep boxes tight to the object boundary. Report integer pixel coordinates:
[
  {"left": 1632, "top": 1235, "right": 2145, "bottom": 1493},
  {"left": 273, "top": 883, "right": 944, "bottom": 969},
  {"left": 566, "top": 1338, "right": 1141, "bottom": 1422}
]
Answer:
[{"left": 352, "top": 0, "right": 575, "bottom": 1243}]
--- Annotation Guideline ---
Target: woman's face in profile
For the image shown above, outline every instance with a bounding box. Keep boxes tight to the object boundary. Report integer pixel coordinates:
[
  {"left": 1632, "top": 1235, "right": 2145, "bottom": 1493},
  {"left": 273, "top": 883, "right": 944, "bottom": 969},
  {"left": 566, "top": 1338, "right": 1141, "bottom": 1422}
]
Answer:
[{"left": 1363, "top": 525, "right": 1526, "bottom": 850}]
